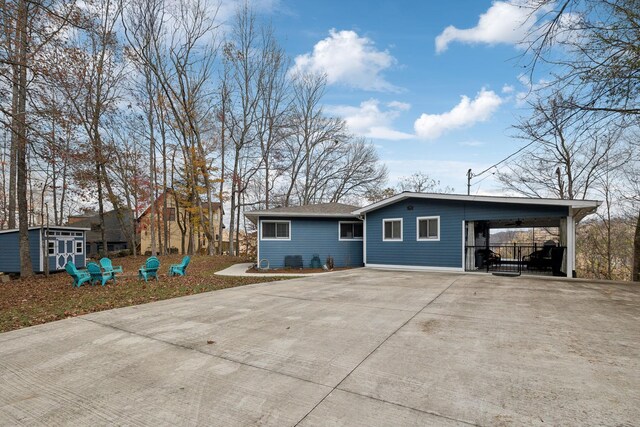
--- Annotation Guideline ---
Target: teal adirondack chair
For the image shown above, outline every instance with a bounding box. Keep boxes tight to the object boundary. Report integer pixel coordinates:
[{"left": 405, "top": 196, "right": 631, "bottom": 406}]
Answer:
[
  {"left": 138, "top": 256, "right": 160, "bottom": 282},
  {"left": 169, "top": 256, "right": 190, "bottom": 276},
  {"left": 87, "top": 262, "right": 116, "bottom": 286},
  {"left": 99, "top": 257, "right": 123, "bottom": 275},
  {"left": 65, "top": 262, "right": 91, "bottom": 287}
]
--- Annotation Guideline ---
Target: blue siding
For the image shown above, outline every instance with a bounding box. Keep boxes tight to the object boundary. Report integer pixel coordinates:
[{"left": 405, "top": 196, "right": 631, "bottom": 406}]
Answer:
[
  {"left": 0, "top": 228, "right": 86, "bottom": 273},
  {"left": 29, "top": 229, "right": 42, "bottom": 271},
  {"left": 0, "top": 232, "right": 20, "bottom": 272},
  {"left": 366, "top": 198, "right": 569, "bottom": 268},
  {"left": 258, "top": 217, "right": 363, "bottom": 269}
]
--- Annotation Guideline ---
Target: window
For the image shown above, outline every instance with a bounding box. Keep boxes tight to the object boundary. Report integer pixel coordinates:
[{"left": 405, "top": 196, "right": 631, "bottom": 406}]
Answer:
[
  {"left": 75, "top": 241, "right": 84, "bottom": 254},
  {"left": 417, "top": 216, "right": 440, "bottom": 241},
  {"left": 164, "top": 207, "right": 176, "bottom": 221},
  {"left": 339, "top": 221, "right": 363, "bottom": 240},
  {"left": 383, "top": 218, "right": 402, "bottom": 241},
  {"left": 261, "top": 220, "right": 290, "bottom": 240},
  {"left": 48, "top": 241, "right": 55, "bottom": 255}
]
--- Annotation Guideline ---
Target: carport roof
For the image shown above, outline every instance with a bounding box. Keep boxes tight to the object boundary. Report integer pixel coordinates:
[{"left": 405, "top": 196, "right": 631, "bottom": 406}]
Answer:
[
  {"left": 352, "top": 192, "right": 601, "bottom": 221},
  {"left": 245, "top": 202, "right": 360, "bottom": 223}
]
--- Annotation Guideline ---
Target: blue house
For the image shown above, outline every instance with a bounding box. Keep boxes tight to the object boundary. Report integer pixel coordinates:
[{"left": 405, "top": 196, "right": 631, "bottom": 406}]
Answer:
[
  {"left": 245, "top": 203, "right": 363, "bottom": 269},
  {"left": 247, "top": 193, "right": 600, "bottom": 276},
  {"left": 0, "top": 226, "right": 88, "bottom": 273}
]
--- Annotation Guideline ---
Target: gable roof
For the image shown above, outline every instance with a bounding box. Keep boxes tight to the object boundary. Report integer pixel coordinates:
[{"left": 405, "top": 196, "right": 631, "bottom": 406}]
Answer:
[
  {"left": 245, "top": 202, "right": 361, "bottom": 223},
  {"left": 138, "top": 190, "right": 222, "bottom": 220},
  {"left": 352, "top": 192, "right": 601, "bottom": 221},
  {"left": 69, "top": 209, "right": 134, "bottom": 243}
]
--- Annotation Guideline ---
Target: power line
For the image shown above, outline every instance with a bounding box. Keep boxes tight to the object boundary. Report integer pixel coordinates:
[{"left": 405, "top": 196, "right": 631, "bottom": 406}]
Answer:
[{"left": 467, "top": 140, "right": 537, "bottom": 194}]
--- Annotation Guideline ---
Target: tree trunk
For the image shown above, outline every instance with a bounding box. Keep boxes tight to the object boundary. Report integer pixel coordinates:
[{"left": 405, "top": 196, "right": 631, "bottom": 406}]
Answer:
[
  {"left": 15, "top": 0, "right": 33, "bottom": 277},
  {"left": 8, "top": 62, "right": 18, "bottom": 230}
]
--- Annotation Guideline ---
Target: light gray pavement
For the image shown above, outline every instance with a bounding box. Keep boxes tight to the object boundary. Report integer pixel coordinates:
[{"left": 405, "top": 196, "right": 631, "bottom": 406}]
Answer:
[
  {"left": 214, "top": 262, "right": 337, "bottom": 277},
  {"left": 1, "top": 269, "right": 638, "bottom": 426}
]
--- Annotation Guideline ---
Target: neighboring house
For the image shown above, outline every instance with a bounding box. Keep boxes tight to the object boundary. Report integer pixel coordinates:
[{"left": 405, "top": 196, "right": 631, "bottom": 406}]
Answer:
[
  {"left": 245, "top": 203, "right": 364, "bottom": 269},
  {"left": 68, "top": 209, "right": 135, "bottom": 257},
  {"left": 138, "top": 190, "right": 222, "bottom": 255},
  {"left": 0, "top": 226, "right": 88, "bottom": 273},
  {"left": 246, "top": 193, "right": 601, "bottom": 276}
]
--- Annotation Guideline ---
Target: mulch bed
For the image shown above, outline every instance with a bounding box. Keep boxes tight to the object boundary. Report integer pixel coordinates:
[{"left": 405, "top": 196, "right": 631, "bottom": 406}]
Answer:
[
  {"left": 0, "top": 255, "right": 287, "bottom": 333},
  {"left": 246, "top": 266, "right": 354, "bottom": 274}
]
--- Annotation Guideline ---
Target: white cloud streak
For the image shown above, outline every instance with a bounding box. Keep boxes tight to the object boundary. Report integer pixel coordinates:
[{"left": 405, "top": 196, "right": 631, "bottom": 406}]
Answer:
[
  {"left": 435, "top": 1, "right": 539, "bottom": 53},
  {"left": 328, "top": 99, "right": 413, "bottom": 140},
  {"left": 413, "top": 89, "right": 503, "bottom": 140}
]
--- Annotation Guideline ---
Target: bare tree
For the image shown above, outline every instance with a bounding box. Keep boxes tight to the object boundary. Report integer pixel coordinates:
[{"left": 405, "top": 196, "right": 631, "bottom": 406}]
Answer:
[
  {"left": 498, "top": 95, "right": 625, "bottom": 200},
  {"left": 396, "top": 171, "right": 454, "bottom": 194}
]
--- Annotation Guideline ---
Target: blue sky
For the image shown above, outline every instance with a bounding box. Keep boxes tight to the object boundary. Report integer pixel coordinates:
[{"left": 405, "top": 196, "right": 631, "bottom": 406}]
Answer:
[{"left": 252, "top": 0, "right": 549, "bottom": 194}]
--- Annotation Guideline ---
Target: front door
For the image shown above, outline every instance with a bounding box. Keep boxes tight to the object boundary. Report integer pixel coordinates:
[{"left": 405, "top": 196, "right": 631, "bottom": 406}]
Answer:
[{"left": 55, "top": 238, "right": 76, "bottom": 270}]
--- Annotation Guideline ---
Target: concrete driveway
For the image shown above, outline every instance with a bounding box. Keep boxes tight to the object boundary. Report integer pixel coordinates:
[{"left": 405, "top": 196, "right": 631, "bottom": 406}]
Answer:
[{"left": 1, "top": 269, "right": 638, "bottom": 426}]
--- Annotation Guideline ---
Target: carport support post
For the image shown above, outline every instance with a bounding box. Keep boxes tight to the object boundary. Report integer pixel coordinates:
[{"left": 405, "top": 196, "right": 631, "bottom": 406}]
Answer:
[{"left": 566, "top": 213, "right": 576, "bottom": 277}]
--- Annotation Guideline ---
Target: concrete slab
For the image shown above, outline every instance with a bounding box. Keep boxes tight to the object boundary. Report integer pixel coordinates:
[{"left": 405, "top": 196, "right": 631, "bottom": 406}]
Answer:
[{"left": 1, "top": 269, "right": 638, "bottom": 426}]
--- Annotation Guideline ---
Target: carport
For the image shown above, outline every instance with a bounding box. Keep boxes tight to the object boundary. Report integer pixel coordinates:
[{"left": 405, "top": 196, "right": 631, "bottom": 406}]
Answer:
[{"left": 464, "top": 203, "right": 599, "bottom": 276}]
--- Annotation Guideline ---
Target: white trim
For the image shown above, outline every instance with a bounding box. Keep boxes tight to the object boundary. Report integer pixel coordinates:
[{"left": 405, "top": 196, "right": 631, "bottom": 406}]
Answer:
[
  {"left": 352, "top": 192, "right": 601, "bottom": 215},
  {"left": 257, "top": 220, "right": 260, "bottom": 261},
  {"left": 259, "top": 219, "right": 291, "bottom": 241},
  {"left": 382, "top": 218, "right": 403, "bottom": 242},
  {"left": 338, "top": 221, "right": 364, "bottom": 241},
  {"left": 365, "top": 263, "right": 464, "bottom": 272},
  {"left": 363, "top": 214, "right": 367, "bottom": 264},
  {"left": 416, "top": 216, "right": 440, "bottom": 241}
]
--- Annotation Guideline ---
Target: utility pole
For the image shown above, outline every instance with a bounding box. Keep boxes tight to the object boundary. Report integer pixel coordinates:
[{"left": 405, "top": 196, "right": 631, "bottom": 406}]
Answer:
[{"left": 467, "top": 169, "right": 473, "bottom": 195}]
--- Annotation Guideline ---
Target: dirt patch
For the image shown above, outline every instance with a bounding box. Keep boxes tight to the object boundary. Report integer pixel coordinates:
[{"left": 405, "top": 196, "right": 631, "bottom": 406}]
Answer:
[
  {"left": 420, "top": 319, "right": 439, "bottom": 333},
  {"left": 0, "top": 255, "right": 288, "bottom": 333}
]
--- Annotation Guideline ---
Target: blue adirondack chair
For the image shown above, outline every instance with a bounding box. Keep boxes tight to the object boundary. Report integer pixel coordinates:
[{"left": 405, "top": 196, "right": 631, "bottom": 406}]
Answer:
[
  {"left": 99, "top": 257, "right": 123, "bottom": 275},
  {"left": 87, "top": 262, "right": 116, "bottom": 286},
  {"left": 65, "top": 262, "right": 91, "bottom": 287},
  {"left": 139, "top": 256, "right": 160, "bottom": 282},
  {"left": 169, "top": 256, "right": 190, "bottom": 276}
]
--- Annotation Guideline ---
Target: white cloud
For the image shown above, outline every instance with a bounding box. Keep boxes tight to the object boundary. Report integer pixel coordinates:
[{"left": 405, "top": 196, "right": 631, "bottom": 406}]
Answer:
[
  {"left": 387, "top": 100, "right": 411, "bottom": 111},
  {"left": 414, "top": 89, "right": 503, "bottom": 140},
  {"left": 435, "top": 1, "right": 539, "bottom": 53},
  {"left": 502, "top": 84, "right": 515, "bottom": 94},
  {"left": 291, "top": 29, "right": 398, "bottom": 92},
  {"left": 515, "top": 74, "right": 550, "bottom": 105},
  {"left": 328, "top": 99, "right": 413, "bottom": 140}
]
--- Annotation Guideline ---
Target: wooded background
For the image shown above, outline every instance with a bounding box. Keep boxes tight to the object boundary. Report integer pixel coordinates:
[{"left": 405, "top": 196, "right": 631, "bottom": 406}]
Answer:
[{"left": 0, "top": 0, "right": 638, "bottom": 281}]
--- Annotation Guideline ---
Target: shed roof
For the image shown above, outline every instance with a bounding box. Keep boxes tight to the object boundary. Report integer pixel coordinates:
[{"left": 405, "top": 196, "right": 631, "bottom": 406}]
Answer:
[
  {"left": 245, "top": 202, "right": 361, "bottom": 223},
  {"left": 0, "top": 226, "right": 90, "bottom": 235}
]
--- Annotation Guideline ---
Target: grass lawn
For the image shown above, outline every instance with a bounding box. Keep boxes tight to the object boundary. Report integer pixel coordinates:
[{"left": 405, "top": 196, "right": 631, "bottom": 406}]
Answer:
[{"left": 0, "top": 255, "right": 288, "bottom": 333}]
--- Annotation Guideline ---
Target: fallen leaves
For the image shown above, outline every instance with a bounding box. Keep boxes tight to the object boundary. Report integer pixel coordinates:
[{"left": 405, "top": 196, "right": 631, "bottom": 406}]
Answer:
[{"left": 0, "top": 255, "right": 287, "bottom": 333}]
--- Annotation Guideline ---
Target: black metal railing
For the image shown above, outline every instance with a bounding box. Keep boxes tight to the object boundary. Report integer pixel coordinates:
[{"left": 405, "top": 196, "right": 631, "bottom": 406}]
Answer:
[{"left": 465, "top": 244, "right": 567, "bottom": 276}]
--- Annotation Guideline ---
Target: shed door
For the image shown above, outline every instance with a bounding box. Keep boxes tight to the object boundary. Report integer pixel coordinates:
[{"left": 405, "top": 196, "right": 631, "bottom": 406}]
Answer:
[{"left": 55, "top": 238, "right": 76, "bottom": 270}]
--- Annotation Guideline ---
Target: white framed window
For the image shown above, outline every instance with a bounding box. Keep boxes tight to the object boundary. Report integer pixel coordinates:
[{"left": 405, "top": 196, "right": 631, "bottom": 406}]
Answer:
[
  {"left": 339, "top": 221, "right": 363, "bottom": 240},
  {"left": 47, "top": 241, "right": 55, "bottom": 255},
  {"left": 417, "top": 216, "right": 440, "bottom": 241},
  {"left": 261, "top": 220, "right": 291, "bottom": 240},
  {"left": 75, "top": 240, "right": 84, "bottom": 254},
  {"left": 383, "top": 218, "right": 403, "bottom": 241}
]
